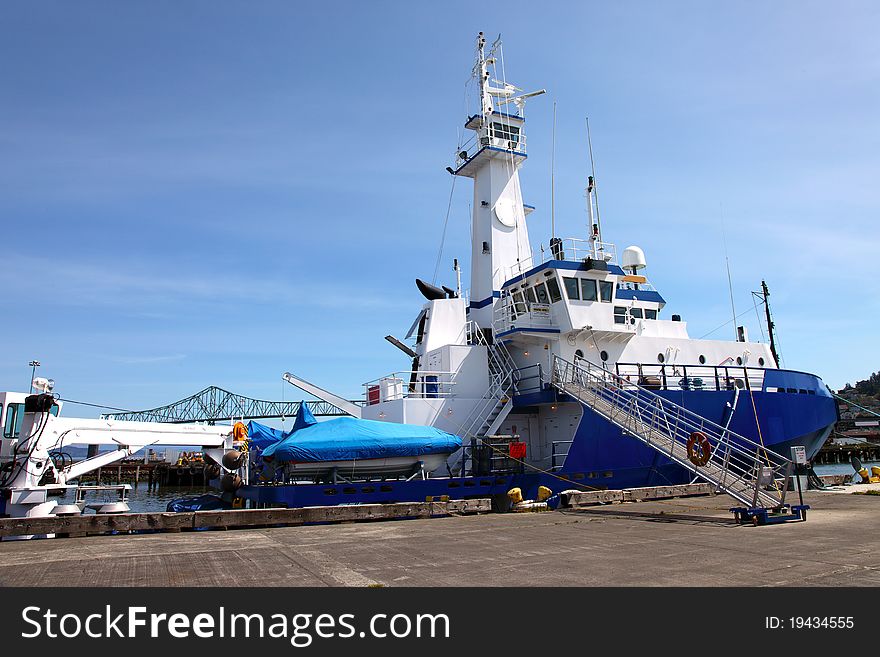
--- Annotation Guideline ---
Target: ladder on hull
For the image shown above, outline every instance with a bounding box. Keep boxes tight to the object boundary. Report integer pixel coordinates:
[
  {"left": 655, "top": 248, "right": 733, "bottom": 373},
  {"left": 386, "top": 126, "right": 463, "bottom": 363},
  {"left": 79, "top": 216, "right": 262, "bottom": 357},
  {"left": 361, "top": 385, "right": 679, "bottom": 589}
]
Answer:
[{"left": 550, "top": 356, "right": 794, "bottom": 509}]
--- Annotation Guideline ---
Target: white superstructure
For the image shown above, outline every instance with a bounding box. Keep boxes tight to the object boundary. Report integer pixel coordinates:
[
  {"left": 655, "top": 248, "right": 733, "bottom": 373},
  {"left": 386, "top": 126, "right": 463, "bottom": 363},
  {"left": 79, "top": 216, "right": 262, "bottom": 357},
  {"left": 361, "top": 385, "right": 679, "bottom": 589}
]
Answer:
[{"left": 332, "top": 33, "right": 779, "bottom": 459}]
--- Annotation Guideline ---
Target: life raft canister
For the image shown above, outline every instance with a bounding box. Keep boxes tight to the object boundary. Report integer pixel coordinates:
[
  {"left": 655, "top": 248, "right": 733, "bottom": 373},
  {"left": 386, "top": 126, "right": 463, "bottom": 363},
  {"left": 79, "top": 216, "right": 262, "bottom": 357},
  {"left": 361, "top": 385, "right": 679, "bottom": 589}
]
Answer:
[{"left": 686, "top": 431, "right": 711, "bottom": 466}]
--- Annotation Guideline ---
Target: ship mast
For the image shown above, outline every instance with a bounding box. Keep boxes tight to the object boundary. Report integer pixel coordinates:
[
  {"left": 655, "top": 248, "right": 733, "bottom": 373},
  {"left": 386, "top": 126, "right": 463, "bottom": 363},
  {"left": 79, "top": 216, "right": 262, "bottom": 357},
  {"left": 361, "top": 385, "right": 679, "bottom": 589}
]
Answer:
[
  {"left": 450, "top": 32, "right": 545, "bottom": 328},
  {"left": 585, "top": 117, "right": 603, "bottom": 258},
  {"left": 761, "top": 279, "right": 781, "bottom": 367}
]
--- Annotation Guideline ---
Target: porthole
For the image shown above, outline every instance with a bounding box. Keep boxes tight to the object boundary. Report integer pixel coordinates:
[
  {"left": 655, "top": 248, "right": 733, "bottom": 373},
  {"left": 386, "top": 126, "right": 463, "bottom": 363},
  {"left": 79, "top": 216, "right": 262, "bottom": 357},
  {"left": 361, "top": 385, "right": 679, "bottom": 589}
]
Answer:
[
  {"left": 698, "top": 355, "right": 706, "bottom": 365},
  {"left": 600, "top": 350, "right": 608, "bottom": 361},
  {"left": 575, "top": 349, "right": 584, "bottom": 359},
  {"left": 736, "top": 356, "right": 743, "bottom": 365},
  {"left": 758, "top": 357, "right": 765, "bottom": 366},
  {"left": 657, "top": 353, "right": 665, "bottom": 363}
]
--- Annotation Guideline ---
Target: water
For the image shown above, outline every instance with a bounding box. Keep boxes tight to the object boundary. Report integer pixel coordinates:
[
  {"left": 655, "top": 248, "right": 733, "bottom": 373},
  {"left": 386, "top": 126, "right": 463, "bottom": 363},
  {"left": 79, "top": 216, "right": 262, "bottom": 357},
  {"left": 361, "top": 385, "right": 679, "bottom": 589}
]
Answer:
[
  {"left": 813, "top": 461, "right": 878, "bottom": 477},
  {"left": 56, "top": 482, "right": 216, "bottom": 513},
  {"left": 126, "top": 483, "right": 217, "bottom": 513}
]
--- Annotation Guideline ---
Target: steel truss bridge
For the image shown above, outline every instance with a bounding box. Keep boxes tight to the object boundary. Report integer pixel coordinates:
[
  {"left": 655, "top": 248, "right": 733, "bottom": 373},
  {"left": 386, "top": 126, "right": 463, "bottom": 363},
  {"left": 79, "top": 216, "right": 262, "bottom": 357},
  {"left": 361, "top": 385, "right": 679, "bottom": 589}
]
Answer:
[{"left": 101, "top": 386, "right": 361, "bottom": 424}]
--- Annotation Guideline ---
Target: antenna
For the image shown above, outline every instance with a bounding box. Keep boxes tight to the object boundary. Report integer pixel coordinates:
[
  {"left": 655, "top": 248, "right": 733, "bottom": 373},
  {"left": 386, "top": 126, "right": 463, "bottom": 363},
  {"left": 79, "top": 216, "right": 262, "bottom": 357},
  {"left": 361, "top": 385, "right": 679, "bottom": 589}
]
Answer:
[
  {"left": 551, "top": 100, "right": 557, "bottom": 239},
  {"left": 720, "top": 203, "right": 738, "bottom": 342},
  {"left": 586, "top": 117, "right": 603, "bottom": 244}
]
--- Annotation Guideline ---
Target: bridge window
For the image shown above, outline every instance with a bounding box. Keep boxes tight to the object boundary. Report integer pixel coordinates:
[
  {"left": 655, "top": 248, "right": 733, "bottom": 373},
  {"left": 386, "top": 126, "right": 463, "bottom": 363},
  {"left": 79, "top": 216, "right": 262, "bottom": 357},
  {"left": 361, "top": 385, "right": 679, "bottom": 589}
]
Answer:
[
  {"left": 524, "top": 286, "right": 537, "bottom": 304},
  {"left": 630, "top": 308, "right": 643, "bottom": 319},
  {"left": 534, "top": 282, "right": 549, "bottom": 304},
  {"left": 563, "top": 277, "right": 580, "bottom": 300},
  {"left": 613, "top": 306, "right": 627, "bottom": 324},
  {"left": 546, "top": 276, "right": 562, "bottom": 303},
  {"left": 645, "top": 309, "right": 657, "bottom": 320},
  {"left": 581, "top": 279, "right": 598, "bottom": 302},
  {"left": 599, "top": 281, "right": 613, "bottom": 303},
  {"left": 3, "top": 403, "right": 24, "bottom": 439},
  {"left": 512, "top": 291, "right": 527, "bottom": 315},
  {"left": 491, "top": 121, "right": 520, "bottom": 146}
]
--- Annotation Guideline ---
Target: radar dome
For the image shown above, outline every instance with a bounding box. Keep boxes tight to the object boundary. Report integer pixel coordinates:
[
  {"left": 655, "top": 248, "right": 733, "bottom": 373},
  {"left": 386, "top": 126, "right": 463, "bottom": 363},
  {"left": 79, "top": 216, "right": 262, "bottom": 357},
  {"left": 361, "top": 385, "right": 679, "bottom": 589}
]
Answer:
[{"left": 622, "top": 246, "right": 647, "bottom": 272}]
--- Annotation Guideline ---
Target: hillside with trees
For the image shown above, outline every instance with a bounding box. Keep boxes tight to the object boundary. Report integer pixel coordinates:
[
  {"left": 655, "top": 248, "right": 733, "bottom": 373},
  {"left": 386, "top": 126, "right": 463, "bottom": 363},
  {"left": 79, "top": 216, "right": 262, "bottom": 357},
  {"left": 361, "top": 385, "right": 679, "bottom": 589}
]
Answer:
[{"left": 837, "top": 371, "right": 880, "bottom": 420}]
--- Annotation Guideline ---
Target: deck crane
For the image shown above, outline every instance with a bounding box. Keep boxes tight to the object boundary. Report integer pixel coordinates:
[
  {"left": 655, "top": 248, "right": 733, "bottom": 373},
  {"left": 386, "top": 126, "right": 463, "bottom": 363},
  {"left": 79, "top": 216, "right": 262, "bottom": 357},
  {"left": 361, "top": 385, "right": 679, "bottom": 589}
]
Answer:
[{"left": 1, "top": 394, "right": 245, "bottom": 530}]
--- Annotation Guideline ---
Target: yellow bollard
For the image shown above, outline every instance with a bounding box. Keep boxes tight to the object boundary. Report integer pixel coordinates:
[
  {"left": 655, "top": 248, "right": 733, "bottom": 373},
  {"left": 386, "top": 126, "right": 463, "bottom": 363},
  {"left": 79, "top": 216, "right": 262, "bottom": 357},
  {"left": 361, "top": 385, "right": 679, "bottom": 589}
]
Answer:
[{"left": 507, "top": 487, "right": 523, "bottom": 505}]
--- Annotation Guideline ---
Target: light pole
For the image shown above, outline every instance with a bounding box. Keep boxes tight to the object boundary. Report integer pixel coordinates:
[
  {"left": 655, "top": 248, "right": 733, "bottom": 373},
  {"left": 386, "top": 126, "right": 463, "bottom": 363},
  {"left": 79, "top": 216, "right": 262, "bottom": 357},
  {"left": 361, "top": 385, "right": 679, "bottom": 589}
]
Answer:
[{"left": 28, "top": 360, "right": 40, "bottom": 393}]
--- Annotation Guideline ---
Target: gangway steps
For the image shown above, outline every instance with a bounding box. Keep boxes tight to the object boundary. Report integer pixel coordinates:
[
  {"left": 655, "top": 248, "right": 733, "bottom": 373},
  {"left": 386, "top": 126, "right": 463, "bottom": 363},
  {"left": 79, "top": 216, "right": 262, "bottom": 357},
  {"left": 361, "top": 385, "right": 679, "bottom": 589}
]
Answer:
[
  {"left": 550, "top": 357, "right": 793, "bottom": 509},
  {"left": 557, "top": 382, "right": 778, "bottom": 507}
]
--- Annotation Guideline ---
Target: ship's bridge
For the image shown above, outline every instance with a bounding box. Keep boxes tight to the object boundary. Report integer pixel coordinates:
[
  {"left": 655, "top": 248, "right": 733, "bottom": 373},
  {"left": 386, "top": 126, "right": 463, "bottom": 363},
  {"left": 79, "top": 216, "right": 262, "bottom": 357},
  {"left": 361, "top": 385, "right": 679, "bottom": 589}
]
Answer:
[{"left": 493, "top": 238, "right": 673, "bottom": 341}]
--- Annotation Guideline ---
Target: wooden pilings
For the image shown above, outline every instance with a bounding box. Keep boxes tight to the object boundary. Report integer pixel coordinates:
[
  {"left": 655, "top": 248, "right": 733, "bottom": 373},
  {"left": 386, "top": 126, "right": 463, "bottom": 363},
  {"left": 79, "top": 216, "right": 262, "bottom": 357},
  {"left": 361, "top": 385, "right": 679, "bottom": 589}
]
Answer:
[
  {"left": 75, "top": 462, "right": 213, "bottom": 489},
  {"left": 815, "top": 445, "right": 879, "bottom": 465}
]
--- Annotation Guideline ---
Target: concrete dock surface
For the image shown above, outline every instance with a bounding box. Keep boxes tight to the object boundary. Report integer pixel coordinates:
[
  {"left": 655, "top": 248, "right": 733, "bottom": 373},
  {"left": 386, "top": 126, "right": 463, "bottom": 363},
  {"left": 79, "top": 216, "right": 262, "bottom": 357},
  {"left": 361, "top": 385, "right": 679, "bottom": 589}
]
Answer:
[{"left": 1, "top": 489, "right": 878, "bottom": 587}]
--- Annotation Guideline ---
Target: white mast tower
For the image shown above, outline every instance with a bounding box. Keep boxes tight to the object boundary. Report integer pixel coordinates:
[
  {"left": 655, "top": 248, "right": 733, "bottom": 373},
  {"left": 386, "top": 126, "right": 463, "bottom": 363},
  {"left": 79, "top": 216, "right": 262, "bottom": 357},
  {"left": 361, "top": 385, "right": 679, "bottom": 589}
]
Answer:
[{"left": 451, "top": 33, "right": 545, "bottom": 329}]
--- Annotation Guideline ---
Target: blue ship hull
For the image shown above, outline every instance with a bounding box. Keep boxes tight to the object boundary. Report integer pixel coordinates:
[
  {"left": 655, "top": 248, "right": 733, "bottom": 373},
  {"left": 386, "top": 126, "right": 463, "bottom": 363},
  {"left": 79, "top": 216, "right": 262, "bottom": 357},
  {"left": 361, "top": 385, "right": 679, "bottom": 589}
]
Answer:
[{"left": 239, "top": 368, "right": 837, "bottom": 508}]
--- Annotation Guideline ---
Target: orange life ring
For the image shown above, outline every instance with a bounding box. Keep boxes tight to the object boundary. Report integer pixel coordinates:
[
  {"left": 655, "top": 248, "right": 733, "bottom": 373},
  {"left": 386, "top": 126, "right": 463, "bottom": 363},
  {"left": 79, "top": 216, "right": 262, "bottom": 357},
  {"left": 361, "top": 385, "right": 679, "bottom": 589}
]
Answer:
[
  {"left": 233, "top": 421, "right": 248, "bottom": 441},
  {"left": 686, "top": 431, "right": 711, "bottom": 466}
]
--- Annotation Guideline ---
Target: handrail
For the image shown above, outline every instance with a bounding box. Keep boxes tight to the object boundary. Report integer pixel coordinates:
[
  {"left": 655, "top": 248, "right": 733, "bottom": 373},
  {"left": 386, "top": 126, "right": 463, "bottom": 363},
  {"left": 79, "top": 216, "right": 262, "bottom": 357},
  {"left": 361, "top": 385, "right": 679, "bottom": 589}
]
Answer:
[
  {"left": 550, "top": 355, "right": 793, "bottom": 508},
  {"left": 614, "top": 362, "right": 766, "bottom": 393},
  {"left": 501, "top": 237, "right": 620, "bottom": 281},
  {"left": 362, "top": 370, "right": 459, "bottom": 402},
  {"left": 455, "top": 123, "right": 528, "bottom": 168},
  {"left": 456, "top": 328, "right": 517, "bottom": 442}
]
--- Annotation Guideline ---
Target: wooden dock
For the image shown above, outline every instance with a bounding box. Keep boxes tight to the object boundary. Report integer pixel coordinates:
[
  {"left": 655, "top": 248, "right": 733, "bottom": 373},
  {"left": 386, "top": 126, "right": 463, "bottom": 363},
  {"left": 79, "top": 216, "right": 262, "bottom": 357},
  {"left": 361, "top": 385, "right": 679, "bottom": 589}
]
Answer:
[
  {"left": 560, "top": 482, "right": 715, "bottom": 507},
  {"left": 1, "top": 488, "right": 878, "bottom": 587},
  {"left": 0, "top": 499, "right": 491, "bottom": 539},
  {"left": 0, "top": 478, "right": 850, "bottom": 541},
  {"left": 73, "top": 460, "right": 218, "bottom": 488},
  {"left": 815, "top": 443, "right": 880, "bottom": 465}
]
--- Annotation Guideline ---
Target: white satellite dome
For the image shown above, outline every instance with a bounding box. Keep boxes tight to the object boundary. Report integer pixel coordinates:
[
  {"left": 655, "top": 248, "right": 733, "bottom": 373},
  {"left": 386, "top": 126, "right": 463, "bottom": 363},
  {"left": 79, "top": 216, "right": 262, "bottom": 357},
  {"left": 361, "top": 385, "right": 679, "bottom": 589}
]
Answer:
[{"left": 621, "top": 246, "right": 647, "bottom": 271}]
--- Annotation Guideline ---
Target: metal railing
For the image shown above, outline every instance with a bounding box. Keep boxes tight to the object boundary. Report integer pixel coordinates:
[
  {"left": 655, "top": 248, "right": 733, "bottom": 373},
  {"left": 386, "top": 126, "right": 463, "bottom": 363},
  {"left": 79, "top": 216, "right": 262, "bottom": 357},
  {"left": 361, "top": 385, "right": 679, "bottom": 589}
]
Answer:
[
  {"left": 502, "top": 238, "right": 619, "bottom": 281},
  {"left": 457, "top": 327, "right": 517, "bottom": 441},
  {"left": 551, "top": 355, "right": 793, "bottom": 508},
  {"left": 494, "top": 294, "right": 555, "bottom": 333},
  {"left": 455, "top": 125, "right": 528, "bottom": 168},
  {"left": 614, "top": 362, "right": 767, "bottom": 393},
  {"left": 511, "top": 364, "right": 544, "bottom": 395},
  {"left": 362, "top": 370, "right": 458, "bottom": 403}
]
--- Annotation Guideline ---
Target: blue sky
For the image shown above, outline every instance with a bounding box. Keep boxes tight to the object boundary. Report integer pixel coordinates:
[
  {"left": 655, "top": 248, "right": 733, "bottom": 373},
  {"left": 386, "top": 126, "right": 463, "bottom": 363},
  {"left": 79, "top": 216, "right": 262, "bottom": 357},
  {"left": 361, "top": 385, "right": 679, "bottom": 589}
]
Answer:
[{"left": 1, "top": 1, "right": 878, "bottom": 418}]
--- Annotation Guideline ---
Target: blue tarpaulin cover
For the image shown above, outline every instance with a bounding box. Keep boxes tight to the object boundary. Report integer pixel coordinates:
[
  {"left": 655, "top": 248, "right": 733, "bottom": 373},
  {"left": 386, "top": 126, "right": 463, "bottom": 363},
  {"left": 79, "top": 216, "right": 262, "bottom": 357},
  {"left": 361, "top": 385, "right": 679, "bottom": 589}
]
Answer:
[
  {"left": 246, "top": 421, "right": 286, "bottom": 449},
  {"left": 258, "top": 416, "right": 461, "bottom": 463},
  {"left": 291, "top": 403, "right": 318, "bottom": 432},
  {"left": 246, "top": 401, "right": 319, "bottom": 449},
  {"left": 166, "top": 494, "right": 231, "bottom": 513}
]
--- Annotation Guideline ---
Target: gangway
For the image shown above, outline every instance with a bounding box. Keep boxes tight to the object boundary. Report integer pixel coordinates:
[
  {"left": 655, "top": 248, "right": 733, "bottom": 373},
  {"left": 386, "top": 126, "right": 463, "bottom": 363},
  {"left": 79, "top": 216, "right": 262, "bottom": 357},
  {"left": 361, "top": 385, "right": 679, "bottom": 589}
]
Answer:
[{"left": 550, "top": 356, "right": 803, "bottom": 517}]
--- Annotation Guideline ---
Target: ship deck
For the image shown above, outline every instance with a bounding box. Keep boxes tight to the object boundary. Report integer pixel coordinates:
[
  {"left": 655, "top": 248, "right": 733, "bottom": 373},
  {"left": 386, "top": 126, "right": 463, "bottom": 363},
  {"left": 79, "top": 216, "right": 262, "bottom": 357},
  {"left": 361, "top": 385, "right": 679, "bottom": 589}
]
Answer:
[{"left": 1, "top": 487, "right": 878, "bottom": 586}]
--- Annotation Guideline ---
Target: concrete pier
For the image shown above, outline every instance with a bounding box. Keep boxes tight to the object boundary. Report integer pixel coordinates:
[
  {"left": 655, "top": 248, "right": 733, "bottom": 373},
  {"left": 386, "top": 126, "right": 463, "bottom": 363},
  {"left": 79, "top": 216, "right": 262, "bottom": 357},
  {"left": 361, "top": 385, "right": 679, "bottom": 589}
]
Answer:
[{"left": 1, "top": 488, "right": 878, "bottom": 587}]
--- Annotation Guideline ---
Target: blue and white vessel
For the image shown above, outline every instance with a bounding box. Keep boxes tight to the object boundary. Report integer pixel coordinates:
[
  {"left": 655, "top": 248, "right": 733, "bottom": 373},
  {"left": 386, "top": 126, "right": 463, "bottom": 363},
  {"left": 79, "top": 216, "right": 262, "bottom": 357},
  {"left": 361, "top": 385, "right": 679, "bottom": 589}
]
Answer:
[{"left": 241, "top": 33, "right": 837, "bottom": 510}]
